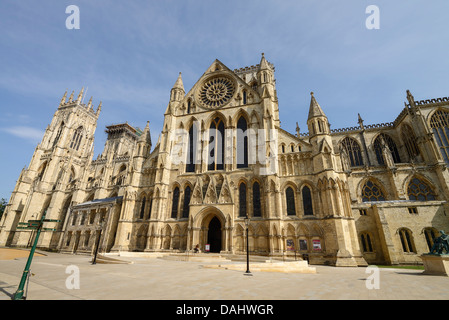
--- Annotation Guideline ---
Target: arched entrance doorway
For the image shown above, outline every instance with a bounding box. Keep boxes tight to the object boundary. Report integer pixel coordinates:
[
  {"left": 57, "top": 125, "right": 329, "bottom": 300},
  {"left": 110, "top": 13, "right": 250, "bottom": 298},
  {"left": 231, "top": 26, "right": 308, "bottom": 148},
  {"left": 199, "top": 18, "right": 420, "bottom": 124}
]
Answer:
[
  {"left": 194, "top": 207, "right": 226, "bottom": 253},
  {"left": 207, "top": 216, "right": 222, "bottom": 253}
]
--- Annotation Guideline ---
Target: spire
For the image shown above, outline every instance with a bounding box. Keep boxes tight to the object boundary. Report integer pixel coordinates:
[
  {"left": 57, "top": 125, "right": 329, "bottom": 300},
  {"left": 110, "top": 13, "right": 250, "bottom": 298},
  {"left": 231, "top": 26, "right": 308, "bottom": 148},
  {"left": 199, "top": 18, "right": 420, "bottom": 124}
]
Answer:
[
  {"left": 60, "top": 90, "right": 67, "bottom": 105},
  {"left": 138, "top": 121, "right": 151, "bottom": 145},
  {"left": 173, "top": 72, "right": 184, "bottom": 91},
  {"left": 308, "top": 92, "right": 326, "bottom": 120},
  {"left": 76, "top": 87, "right": 84, "bottom": 103},
  {"left": 87, "top": 96, "right": 93, "bottom": 110},
  {"left": 170, "top": 72, "right": 185, "bottom": 103},
  {"left": 96, "top": 101, "right": 102, "bottom": 116},
  {"left": 259, "top": 52, "right": 270, "bottom": 71},
  {"left": 68, "top": 91, "right": 74, "bottom": 103}
]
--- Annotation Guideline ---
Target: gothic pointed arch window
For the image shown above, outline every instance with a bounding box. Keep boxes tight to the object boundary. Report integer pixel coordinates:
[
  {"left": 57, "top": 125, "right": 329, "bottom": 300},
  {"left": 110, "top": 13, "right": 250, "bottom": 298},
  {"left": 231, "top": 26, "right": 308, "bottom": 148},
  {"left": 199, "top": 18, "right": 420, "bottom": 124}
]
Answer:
[
  {"left": 340, "top": 137, "right": 364, "bottom": 167},
  {"left": 186, "top": 122, "right": 199, "bottom": 173},
  {"left": 252, "top": 181, "right": 262, "bottom": 217},
  {"left": 239, "top": 182, "right": 247, "bottom": 217},
  {"left": 302, "top": 186, "right": 313, "bottom": 216},
  {"left": 430, "top": 109, "right": 449, "bottom": 164},
  {"left": 360, "top": 232, "right": 374, "bottom": 252},
  {"left": 251, "top": 81, "right": 257, "bottom": 92},
  {"left": 182, "top": 185, "right": 191, "bottom": 218},
  {"left": 401, "top": 124, "right": 420, "bottom": 161},
  {"left": 424, "top": 228, "right": 438, "bottom": 252},
  {"left": 373, "top": 133, "right": 401, "bottom": 165},
  {"left": 361, "top": 180, "right": 386, "bottom": 202},
  {"left": 398, "top": 228, "right": 415, "bottom": 253},
  {"left": 53, "top": 122, "right": 64, "bottom": 147},
  {"left": 171, "top": 187, "right": 180, "bottom": 219},
  {"left": 243, "top": 90, "right": 247, "bottom": 105},
  {"left": 187, "top": 100, "right": 191, "bottom": 114},
  {"left": 139, "top": 197, "right": 146, "bottom": 219},
  {"left": 208, "top": 117, "right": 225, "bottom": 171},
  {"left": 60, "top": 195, "right": 72, "bottom": 230},
  {"left": 286, "top": 186, "right": 296, "bottom": 216},
  {"left": 70, "top": 126, "right": 83, "bottom": 151},
  {"left": 237, "top": 116, "right": 248, "bottom": 168},
  {"left": 407, "top": 177, "right": 436, "bottom": 201}
]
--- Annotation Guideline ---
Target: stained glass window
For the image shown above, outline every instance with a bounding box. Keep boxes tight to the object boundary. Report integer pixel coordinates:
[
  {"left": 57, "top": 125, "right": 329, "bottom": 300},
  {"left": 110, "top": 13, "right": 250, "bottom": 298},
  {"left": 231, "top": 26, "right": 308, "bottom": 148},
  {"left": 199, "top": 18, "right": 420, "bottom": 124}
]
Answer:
[
  {"left": 430, "top": 110, "right": 449, "bottom": 165},
  {"left": 139, "top": 197, "right": 146, "bottom": 219},
  {"left": 399, "top": 228, "right": 415, "bottom": 253},
  {"left": 360, "top": 233, "right": 373, "bottom": 252},
  {"left": 208, "top": 117, "right": 225, "bottom": 171},
  {"left": 239, "top": 183, "right": 247, "bottom": 217},
  {"left": 186, "top": 123, "right": 198, "bottom": 173},
  {"left": 53, "top": 122, "right": 64, "bottom": 147},
  {"left": 70, "top": 127, "right": 83, "bottom": 151},
  {"left": 373, "top": 133, "right": 401, "bottom": 165},
  {"left": 182, "top": 186, "right": 191, "bottom": 218},
  {"left": 253, "top": 182, "right": 262, "bottom": 217},
  {"left": 341, "top": 137, "right": 364, "bottom": 167},
  {"left": 302, "top": 186, "right": 313, "bottom": 215},
  {"left": 401, "top": 124, "right": 420, "bottom": 161},
  {"left": 171, "top": 187, "right": 180, "bottom": 219},
  {"left": 286, "top": 187, "right": 296, "bottom": 216},
  {"left": 407, "top": 177, "right": 436, "bottom": 201},
  {"left": 237, "top": 116, "right": 248, "bottom": 168},
  {"left": 361, "top": 180, "right": 386, "bottom": 202}
]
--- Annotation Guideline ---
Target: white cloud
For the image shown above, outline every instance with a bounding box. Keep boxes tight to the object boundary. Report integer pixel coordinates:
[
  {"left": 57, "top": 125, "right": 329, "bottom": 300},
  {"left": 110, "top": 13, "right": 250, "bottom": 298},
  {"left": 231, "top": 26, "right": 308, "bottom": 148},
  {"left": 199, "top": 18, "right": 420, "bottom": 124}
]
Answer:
[{"left": 2, "top": 126, "right": 44, "bottom": 143}]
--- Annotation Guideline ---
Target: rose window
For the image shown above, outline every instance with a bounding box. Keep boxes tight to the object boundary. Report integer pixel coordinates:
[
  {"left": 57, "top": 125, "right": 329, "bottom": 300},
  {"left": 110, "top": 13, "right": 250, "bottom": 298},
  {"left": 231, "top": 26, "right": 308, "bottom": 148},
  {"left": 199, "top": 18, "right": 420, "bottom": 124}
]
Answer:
[{"left": 199, "top": 77, "right": 235, "bottom": 108}]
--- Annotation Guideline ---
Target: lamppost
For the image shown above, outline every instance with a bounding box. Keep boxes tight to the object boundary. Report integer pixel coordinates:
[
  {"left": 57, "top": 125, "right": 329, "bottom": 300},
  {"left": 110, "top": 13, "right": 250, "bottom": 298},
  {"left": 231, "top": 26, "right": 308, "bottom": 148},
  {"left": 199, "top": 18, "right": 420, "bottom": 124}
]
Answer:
[{"left": 244, "top": 215, "right": 252, "bottom": 276}]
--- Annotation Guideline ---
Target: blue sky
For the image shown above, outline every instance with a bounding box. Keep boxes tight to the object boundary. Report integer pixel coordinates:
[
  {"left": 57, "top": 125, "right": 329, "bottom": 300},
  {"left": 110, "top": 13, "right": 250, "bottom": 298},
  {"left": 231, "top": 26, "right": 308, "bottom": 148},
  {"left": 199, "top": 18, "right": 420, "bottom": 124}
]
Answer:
[{"left": 0, "top": 0, "right": 448, "bottom": 200}]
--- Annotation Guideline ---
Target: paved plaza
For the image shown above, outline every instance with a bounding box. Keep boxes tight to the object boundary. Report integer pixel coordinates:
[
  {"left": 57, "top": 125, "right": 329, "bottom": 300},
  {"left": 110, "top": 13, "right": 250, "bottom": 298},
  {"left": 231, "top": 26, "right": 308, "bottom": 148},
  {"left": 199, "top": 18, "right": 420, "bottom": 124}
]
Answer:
[{"left": 1, "top": 248, "right": 449, "bottom": 301}]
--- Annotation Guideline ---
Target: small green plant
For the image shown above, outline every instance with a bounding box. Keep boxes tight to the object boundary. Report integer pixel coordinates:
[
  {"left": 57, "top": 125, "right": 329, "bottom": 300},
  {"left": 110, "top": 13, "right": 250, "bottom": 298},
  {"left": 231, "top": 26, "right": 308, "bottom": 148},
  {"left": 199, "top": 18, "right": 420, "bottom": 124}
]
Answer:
[{"left": 0, "top": 198, "right": 7, "bottom": 220}]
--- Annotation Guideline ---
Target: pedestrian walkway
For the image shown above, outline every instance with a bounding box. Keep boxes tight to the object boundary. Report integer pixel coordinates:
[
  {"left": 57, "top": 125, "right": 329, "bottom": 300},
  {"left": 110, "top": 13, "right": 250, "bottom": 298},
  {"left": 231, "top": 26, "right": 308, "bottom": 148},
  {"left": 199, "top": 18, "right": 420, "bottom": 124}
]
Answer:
[{"left": 1, "top": 248, "right": 449, "bottom": 300}]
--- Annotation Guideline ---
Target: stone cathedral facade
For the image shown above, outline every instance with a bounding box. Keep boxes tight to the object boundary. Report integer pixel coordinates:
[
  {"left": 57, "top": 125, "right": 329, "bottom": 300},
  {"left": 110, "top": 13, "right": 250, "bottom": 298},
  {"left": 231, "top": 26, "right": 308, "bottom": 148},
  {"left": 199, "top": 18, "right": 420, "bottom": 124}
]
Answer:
[{"left": 1, "top": 54, "right": 449, "bottom": 266}]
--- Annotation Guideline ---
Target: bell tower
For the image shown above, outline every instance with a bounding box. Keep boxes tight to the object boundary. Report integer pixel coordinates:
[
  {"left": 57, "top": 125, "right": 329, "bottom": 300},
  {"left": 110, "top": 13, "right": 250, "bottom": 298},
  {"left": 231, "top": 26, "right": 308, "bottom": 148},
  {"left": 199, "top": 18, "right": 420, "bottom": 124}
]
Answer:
[{"left": 0, "top": 88, "right": 101, "bottom": 248}]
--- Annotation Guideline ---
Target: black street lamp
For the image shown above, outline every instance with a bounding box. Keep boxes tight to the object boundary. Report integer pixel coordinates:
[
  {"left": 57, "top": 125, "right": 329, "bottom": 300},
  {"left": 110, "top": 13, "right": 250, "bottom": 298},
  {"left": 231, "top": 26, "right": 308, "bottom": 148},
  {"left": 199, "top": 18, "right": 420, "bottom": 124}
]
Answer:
[{"left": 244, "top": 215, "right": 252, "bottom": 276}]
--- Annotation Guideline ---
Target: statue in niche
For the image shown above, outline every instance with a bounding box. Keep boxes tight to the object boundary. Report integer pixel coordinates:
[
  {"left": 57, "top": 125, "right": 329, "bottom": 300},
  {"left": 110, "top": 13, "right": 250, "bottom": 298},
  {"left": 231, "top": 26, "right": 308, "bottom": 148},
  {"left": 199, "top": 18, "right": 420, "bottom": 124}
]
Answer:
[
  {"left": 340, "top": 147, "right": 350, "bottom": 172},
  {"left": 380, "top": 136, "right": 395, "bottom": 168}
]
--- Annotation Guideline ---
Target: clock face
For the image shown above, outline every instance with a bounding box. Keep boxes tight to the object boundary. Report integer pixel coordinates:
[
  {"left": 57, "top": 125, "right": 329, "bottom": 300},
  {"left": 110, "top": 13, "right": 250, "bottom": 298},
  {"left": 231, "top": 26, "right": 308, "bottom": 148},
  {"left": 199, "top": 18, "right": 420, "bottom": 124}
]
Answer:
[{"left": 199, "top": 77, "right": 235, "bottom": 109}]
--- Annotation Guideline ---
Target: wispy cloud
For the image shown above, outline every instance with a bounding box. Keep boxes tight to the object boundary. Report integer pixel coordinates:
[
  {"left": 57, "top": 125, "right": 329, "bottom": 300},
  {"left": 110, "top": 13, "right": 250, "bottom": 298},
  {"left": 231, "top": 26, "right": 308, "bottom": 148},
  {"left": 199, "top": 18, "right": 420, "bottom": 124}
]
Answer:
[{"left": 2, "top": 126, "right": 44, "bottom": 143}]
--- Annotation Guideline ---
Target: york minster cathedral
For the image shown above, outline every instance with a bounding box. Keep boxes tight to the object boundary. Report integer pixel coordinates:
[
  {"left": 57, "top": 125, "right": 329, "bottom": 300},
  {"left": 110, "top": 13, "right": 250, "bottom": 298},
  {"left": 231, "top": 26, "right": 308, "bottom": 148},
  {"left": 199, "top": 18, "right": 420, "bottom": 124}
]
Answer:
[{"left": 1, "top": 54, "right": 449, "bottom": 266}]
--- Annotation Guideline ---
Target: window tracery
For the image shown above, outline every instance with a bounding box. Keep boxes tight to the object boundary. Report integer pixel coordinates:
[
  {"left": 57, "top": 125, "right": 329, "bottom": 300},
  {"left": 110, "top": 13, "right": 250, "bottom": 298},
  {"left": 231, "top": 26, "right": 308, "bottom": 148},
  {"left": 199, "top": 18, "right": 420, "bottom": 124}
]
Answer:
[
  {"left": 430, "top": 110, "right": 449, "bottom": 164},
  {"left": 361, "top": 180, "right": 386, "bottom": 202},
  {"left": 373, "top": 133, "right": 401, "bottom": 165},
  {"left": 341, "top": 137, "right": 363, "bottom": 167},
  {"left": 407, "top": 177, "right": 436, "bottom": 201}
]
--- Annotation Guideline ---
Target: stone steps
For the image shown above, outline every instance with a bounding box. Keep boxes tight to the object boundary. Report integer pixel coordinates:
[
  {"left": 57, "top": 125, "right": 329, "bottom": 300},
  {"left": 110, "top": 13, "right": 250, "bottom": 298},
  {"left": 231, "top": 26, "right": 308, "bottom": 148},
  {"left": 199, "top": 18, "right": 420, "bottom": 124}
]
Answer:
[
  {"left": 158, "top": 253, "right": 230, "bottom": 262},
  {"left": 94, "top": 254, "right": 133, "bottom": 264},
  {"left": 203, "top": 260, "right": 317, "bottom": 274}
]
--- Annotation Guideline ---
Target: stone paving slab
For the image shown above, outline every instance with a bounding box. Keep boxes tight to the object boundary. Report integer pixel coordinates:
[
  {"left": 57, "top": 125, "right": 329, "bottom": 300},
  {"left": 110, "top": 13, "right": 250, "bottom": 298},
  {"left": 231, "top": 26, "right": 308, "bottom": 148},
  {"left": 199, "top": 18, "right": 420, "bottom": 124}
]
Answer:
[
  {"left": 1, "top": 248, "right": 449, "bottom": 301},
  {"left": 0, "top": 248, "right": 45, "bottom": 260}
]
